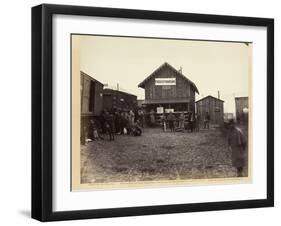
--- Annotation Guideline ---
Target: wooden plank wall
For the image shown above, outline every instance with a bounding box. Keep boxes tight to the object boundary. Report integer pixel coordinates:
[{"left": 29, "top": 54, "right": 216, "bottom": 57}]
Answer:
[
  {"left": 80, "top": 72, "right": 104, "bottom": 116},
  {"left": 196, "top": 97, "right": 224, "bottom": 124},
  {"left": 235, "top": 97, "right": 248, "bottom": 115},
  {"left": 144, "top": 67, "right": 192, "bottom": 100}
]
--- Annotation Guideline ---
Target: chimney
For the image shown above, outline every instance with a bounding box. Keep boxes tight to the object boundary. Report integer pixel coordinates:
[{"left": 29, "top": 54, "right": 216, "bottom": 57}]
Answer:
[
  {"left": 179, "top": 66, "right": 182, "bottom": 74},
  {"left": 218, "top": 91, "right": 220, "bottom": 99}
]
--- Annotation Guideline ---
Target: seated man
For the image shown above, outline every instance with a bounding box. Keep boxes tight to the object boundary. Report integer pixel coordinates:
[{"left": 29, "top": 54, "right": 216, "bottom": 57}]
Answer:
[{"left": 131, "top": 120, "right": 142, "bottom": 136}]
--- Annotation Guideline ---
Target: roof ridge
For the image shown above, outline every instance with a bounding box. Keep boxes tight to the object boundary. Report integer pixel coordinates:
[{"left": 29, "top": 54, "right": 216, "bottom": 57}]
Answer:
[
  {"left": 195, "top": 95, "right": 224, "bottom": 103},
  {"left": 80, "top": 70, "right": 104, "bottom": 86},
  {"left": 138, "top": 62, "right": 199, "bottom": 94}
]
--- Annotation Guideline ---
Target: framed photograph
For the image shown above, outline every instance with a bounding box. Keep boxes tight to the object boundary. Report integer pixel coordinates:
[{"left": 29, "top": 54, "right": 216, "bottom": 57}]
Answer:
[{"left": 32, "top": 4, "right": 274, "bottom": 221}]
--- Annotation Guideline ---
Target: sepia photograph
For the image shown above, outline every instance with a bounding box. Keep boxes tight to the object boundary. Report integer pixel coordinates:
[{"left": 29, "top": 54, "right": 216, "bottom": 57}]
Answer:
[
  {"left": 71, "top": 34, "right": 251, "bottom": 190},
  {"left": 31, "top": 4, "right": 274, "bottom": 221}
]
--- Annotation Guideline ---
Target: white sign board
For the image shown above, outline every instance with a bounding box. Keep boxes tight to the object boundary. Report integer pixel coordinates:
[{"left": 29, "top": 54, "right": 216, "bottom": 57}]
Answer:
[
  {"left": 156, "top": 107, "right": 164, "bottom": 114},
  {"left": 155, "top": 78, "right": 176, "bottom": 86},
  {"left": 165, "top": 108, "right": 174, "bottom": 113}
]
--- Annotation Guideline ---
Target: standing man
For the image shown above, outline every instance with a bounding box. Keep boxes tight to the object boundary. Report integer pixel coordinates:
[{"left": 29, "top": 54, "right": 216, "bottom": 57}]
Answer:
[
  {"left": 99, "top": 110, "right": 106, "bottom": 134},
  {"left": 150, "top": 110, "right": 155, "bottom": 127},
  {"left": 167, "top": 113, "right": 175, "bottom": 132},
  {"left": 129, "top": 110, "right": 135, "bottom": 125},
  {"left": 227, "top": 119, "right": 247, "bottom": 177},
  {"left": 179, "top": 113, "right": 185, "bottom": 131},
  {"left": 160, "top": 113, "right": 166, "bottom": 131},
  {"left": 104, "top": 111, "right": 115, "bottom": 141},
  {"left": 114, "top": 111, "right": 121, "bottom": 134},
  {"left": 204, "top": 112, "right": 210, "bottom": 129},
  {"left": 195, "top": 113, "right": 200, "bottom": 132},
  {"left": 138, "top": 109, "right": 145, "bottom": 128}
]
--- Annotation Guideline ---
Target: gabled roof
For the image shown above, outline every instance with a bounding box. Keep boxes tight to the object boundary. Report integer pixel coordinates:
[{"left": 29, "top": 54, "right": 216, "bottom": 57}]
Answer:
[
  {"left": 195, "top": 95, "right": 224, "bottom": 103},
  {"left": 80, "top": 70, "right": 104, "bottom": 86},
  {"left": 103, "top": 88, "right": 137, "bottom": 98},
  {"left": 235, "top": 96, "right": 248, "bottom": 100},
  {"left": 138, "top": 62, "right": 199, "bottom": 94}
]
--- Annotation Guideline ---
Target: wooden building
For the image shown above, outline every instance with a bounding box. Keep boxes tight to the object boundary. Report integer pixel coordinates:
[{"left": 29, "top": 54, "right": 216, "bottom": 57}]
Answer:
[
  {"left": 196, "top": 95, "right": 224, "bottom": 125},
  {"left": 80, "top": 71, "right": 104, "bottom": 144},
  {"left": 235, "top": 97, "right": 248, "bottom": 123},
  {"left": 138, "top": 62, "right": 199, "bottom": 114},
  {"left": 80, "top": 71, "right": 104, "bottom": 118},
  {"left": 235, "top": 97, "right": 248, "bottom": 115},
  {"left": 103, "top": 88, "right": 137, "bottom": 111}
]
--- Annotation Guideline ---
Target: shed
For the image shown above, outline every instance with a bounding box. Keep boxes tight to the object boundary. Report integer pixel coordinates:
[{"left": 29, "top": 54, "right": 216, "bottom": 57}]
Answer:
[
  {"left": 196, "top": 95, "right": 224, "bottom": 125},
  {"left": 235, "top": 97, "right": 249, "bottom": 123},
  {"left": 235, "top": 97, "right": 248, "bottom": 115}
]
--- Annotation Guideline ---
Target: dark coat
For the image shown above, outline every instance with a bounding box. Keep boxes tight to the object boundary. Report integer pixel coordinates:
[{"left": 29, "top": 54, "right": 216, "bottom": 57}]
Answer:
[
  {"left": 105, "top": 114, "right": 115, "bottom": 133},
  {"left": 228, "top": 127, "right": 247, "bottom": 167}
]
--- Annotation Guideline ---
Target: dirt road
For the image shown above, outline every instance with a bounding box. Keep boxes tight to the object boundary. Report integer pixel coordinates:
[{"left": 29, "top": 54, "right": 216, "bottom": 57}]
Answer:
[{"left": 80, "top": 127, "right": 243, "bottom": 185}]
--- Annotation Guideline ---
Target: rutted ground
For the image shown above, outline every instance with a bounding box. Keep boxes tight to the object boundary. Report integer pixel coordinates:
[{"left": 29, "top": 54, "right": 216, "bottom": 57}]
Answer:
[{"left": 80, "top": 128, "right": 239, "bottom": 184}]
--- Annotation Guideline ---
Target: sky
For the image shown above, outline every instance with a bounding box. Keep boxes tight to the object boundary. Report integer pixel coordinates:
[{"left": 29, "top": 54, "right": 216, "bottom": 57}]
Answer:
[{"left": 77, "top": 35, "right": 251, "bottom": 114}]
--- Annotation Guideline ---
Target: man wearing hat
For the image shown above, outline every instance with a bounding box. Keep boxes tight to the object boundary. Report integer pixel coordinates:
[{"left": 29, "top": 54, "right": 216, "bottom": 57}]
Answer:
[{"left": 227, "top": 119, "right": 247, "bottom": 177}]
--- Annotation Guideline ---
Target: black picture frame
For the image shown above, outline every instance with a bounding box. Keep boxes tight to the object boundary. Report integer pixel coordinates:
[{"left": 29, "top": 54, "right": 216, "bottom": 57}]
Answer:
[{"left": 32, "top": 4, "right": 274, "bottom": 222}]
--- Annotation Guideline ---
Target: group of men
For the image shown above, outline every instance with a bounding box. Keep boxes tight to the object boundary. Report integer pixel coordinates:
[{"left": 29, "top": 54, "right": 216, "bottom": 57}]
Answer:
[
  {"left": 157, "top": 111, "right": 212, "bottom": 132},
  {"left": 82, "top": 108, "right": 247, "bottom": 178},
  {"left": 163, "top": 112, "right": 198, "bottom": 132},
  {"left": 82, "top": 108, "right": 144, "bottom": 143}
]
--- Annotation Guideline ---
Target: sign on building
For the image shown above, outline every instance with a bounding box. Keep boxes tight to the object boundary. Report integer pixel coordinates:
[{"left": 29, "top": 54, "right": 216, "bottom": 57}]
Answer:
[
  {"left": 165, "top": 108, "right": 174, "bottom": 113},
  {"left": 156, "top": 107, "right": 164, "bottom": 114},
  {"left": 155, "top": 78, "right": 176, "bottom": 86}
]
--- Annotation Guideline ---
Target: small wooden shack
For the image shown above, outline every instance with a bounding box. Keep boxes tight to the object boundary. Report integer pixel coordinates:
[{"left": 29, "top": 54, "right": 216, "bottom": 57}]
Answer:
[
  {"left": 235, "top": 97, "right": 248, "bottom": 115},
  {"left": 196, "top": 95, "right": 224, "bottom": 125},
  {"left": 235, "top": 97, "right": 248, "bottom": 123},
  {"left": 138, "top": 62, "right": 199, "bottom": 114},
  {"left": 103, "top": 88, "right": 137, "bottom": 111}
]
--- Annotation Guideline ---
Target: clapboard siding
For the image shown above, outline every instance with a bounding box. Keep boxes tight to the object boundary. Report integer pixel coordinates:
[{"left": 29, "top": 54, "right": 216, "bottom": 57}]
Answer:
[
  {"left": 196, "top": 96, "right": 224, "bottom": 124},
  {"left": 138, "top": 62, "right": 199, "bottom": 114},
  {"left": 144, "top": 66, "right": 193, "bottom": 101},
  {"left": 235, "top": 97, "right": 248, "bottom": 115}
]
